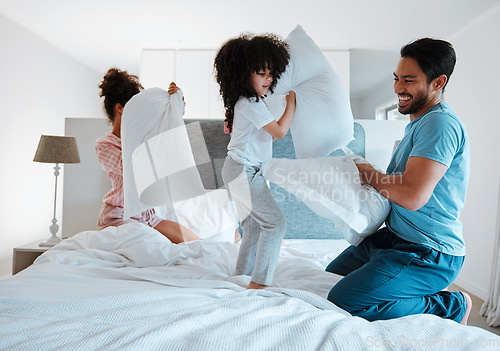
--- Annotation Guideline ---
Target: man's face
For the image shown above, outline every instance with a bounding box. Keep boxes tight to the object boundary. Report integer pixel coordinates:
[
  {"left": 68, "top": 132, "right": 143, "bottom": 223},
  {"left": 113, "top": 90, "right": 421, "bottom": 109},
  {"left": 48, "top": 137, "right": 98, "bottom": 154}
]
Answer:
[{"left": 393, "top": 57, "right": 434, "bottom": 119}]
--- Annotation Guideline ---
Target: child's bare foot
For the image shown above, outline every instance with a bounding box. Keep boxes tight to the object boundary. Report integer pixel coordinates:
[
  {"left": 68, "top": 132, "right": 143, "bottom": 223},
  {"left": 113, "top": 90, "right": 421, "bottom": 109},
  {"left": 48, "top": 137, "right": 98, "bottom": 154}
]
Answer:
[
  {"left": 460, "top": 292, "right": 472, "bottom": 325},
  {"left": 234, "top": 229, "right": 241, "bottom": 243},
  {"left": 248, "top": 281, "right": 268, "bottom": 289}
]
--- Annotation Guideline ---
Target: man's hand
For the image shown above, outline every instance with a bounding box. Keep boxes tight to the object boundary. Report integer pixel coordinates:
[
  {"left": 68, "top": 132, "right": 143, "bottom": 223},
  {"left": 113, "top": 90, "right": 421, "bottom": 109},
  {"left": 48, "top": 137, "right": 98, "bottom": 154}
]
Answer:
[
  {"left": 355, "top": 156, "right": 448, "bottom": 211},
  {"left": 355, "top": 162, "right": 376, "bottom": 185}
]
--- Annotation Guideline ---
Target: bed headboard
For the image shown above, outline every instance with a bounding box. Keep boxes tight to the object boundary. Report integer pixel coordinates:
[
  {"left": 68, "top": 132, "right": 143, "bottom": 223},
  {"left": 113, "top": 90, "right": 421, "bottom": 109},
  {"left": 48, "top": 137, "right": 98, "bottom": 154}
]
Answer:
[
  {"left": 63, "top": 118, "right": 110, "bottom": 237},
  {"left": 64, "top": 118, "right": 404, "bottom": 240},
  {"left": 183, "top": 119, "right": 231, "bottom": 190}
]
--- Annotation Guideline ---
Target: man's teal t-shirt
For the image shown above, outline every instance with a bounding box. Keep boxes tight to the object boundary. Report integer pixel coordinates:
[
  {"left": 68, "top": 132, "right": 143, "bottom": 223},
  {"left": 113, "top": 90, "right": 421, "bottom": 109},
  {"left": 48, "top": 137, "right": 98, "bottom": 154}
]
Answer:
[{"left": 386, "top": 103, "right": 470, "bottom": 256}]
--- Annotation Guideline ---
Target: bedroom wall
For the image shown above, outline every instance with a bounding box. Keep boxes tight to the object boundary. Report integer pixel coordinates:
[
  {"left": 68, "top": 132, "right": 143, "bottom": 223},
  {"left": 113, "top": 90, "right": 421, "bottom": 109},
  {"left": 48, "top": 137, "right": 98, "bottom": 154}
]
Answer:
[
  {"left": 445, "top": 4, "right": 500, "bottom": 300},
  {"left": 349, "top": 96, "right": 363, "bottom": 120},
  {"left": 354, "top": 77, "right": 397, "bottom": 120},
  {"left": 140, "top": 49, "right": 351, "bottom": 120},
  {"left": 0, "top": 14, "right": 103, "bottom": 279}
]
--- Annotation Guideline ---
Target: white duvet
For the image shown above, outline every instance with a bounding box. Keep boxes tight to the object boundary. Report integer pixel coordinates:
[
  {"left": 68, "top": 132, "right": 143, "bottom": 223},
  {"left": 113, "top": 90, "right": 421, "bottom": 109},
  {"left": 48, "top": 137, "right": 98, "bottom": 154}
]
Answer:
[{"left": 1, "top": 224, "right": 498, "bottom": 351}]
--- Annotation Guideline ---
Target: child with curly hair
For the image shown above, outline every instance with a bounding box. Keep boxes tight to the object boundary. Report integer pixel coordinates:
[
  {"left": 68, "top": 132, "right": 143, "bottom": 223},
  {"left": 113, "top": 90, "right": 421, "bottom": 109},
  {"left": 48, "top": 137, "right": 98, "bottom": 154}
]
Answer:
[
  {"left": 96, "top": 67, "right": 200, "bottom": 244},
  {"left": 214, "top": 34, "right": 296, "bottom": 289}
]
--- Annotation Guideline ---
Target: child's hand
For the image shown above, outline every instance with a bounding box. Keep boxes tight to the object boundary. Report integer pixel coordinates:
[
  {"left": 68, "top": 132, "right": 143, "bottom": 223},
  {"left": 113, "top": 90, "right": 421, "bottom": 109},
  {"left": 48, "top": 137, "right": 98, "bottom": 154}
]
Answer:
[
  {"left": 224, "top": 120, "right": 230, "bottom": 134},
  {"left": 168, "top": 82, "right": 181, "bottom": 95},
  {"left": 286, "top": 90, "right": 296, "bottom": 105}
]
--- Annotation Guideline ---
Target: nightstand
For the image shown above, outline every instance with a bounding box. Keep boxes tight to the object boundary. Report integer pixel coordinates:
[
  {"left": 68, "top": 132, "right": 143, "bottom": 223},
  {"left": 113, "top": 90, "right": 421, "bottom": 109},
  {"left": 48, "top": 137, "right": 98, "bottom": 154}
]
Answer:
[{"left": 12, "top": 240, "right": 50, "bottom": 275}]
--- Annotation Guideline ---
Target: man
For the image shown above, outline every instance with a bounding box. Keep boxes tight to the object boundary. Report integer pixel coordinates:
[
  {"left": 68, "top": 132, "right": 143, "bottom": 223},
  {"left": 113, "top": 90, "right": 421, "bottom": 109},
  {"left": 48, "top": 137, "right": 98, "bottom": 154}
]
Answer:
[{"left": 326, "top": 38, "right": 471, "bottom": 324}]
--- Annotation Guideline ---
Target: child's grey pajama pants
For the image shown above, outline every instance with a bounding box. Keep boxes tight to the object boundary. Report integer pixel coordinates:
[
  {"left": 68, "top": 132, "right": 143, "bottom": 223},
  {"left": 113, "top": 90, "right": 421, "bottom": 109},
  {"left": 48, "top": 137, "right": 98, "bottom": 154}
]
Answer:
[{"left": 222, "top": 156, "right": 286, "bottom": 286}]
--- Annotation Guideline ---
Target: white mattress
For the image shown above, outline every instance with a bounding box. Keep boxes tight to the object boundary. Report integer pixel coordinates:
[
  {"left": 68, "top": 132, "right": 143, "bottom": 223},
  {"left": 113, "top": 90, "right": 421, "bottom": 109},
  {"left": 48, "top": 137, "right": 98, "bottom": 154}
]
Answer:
[{"left": 1, "top": 223, "right": 498, "bottom": 350}]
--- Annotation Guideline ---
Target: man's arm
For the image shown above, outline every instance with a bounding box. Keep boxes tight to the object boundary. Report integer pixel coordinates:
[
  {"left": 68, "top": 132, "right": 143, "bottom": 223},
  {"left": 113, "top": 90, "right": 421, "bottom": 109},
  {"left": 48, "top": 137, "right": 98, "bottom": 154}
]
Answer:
[{"left": 356, "top": 156, "right": 448, "bottom": 211}]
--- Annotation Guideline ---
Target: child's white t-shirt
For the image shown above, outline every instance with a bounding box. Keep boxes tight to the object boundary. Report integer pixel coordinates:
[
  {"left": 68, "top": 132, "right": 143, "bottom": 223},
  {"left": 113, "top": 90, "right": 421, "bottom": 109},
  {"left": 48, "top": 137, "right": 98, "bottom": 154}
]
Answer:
[{"left": 227, "top": 96, "right": 275, "bottom": 166}]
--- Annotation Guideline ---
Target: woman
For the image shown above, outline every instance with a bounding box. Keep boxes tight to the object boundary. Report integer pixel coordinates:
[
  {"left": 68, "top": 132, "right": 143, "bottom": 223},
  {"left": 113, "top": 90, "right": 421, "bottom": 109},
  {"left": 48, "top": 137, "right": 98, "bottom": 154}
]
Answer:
[{"left": 95, "top": 67, "right": 200, "bottom": 244}]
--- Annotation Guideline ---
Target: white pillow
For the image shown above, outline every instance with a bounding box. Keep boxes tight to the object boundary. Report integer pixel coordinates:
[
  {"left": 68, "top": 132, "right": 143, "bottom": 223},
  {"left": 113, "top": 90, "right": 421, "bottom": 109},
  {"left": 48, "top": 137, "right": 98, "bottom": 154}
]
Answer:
[
  {"left": 164, "top": 189, "right": 239, "bottom": 242},
  {"left": 122, "top": 88, "right": 206, "bottom": 219},
  {"left": 267, "top": 25, "right": 354, "bottom": 158},
  {"left": 262, "top": 155, "right": 390, "bottom": 245}
]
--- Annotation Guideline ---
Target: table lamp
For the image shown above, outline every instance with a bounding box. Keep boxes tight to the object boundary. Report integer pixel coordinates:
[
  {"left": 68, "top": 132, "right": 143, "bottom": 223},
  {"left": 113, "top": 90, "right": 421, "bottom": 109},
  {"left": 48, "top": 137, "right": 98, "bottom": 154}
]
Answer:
[{"left": 33, "top": 135, "right": 80, "bottom": 247}]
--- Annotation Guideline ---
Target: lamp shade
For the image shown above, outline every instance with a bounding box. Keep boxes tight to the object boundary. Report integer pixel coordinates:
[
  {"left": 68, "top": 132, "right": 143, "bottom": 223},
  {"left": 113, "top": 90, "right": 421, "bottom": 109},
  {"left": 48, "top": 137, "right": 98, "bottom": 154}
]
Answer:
[{"left": 33, "top": 135, "right": 80, "bottom": 164}]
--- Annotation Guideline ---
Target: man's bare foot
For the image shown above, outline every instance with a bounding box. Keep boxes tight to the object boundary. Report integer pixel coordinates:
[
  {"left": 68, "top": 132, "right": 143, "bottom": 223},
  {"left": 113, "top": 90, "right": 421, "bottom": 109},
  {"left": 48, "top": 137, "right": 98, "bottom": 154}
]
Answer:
[
  {"left": 460, "top": 292, "right": 472, "bottom": 325},
  {"left": 248, "top": 281, "right": 268, "bottom": 289}
]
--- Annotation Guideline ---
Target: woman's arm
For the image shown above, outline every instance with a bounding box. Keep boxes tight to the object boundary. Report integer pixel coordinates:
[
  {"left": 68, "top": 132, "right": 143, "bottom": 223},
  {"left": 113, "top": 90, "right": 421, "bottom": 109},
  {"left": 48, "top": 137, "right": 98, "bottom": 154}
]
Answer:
[
  {"left": 168, "top": 82, "right": 180, "bottom": 94},
  {"left": 95, "top": 141, "right": 122, "bottom": 175},
  {"left": 262, "top": 91, "right": 296, "bottom": 139},
  {"left": 356, "top": 156, "right": 448, "bottom": 211}
]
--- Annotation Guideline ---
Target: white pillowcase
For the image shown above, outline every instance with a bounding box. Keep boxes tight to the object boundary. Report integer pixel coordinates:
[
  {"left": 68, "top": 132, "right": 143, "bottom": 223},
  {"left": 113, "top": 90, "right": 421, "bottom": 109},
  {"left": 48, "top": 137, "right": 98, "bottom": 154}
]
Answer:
[
  {"left": 262, "top": 155, "right": 390, "bottom": 245},
  {"left": 162, "top": 189, "right": 239, "bottom": 243},
  {"left": 122, "top": 88, "right": 206, "bottom": 219},
  {"left": 267, "top": 25, "right": 354, "bottom": 158}
]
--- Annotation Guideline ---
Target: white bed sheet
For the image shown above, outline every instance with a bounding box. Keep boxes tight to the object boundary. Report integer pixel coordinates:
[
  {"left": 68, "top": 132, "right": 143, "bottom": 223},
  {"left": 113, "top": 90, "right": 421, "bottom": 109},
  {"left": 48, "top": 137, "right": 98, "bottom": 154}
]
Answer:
[{"left": 1, "top": 223, "right": 498, "bottom": 351}]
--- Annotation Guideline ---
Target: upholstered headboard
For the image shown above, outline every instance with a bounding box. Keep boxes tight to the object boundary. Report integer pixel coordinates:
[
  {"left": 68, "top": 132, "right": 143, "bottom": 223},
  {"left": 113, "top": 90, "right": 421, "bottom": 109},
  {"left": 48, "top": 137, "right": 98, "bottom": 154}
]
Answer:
[
  {"left": 63, "top": 118, "right": 373, "bottom": 240},
  {"left": 183, "top": 119, "right": 230, "bottom": 190}
]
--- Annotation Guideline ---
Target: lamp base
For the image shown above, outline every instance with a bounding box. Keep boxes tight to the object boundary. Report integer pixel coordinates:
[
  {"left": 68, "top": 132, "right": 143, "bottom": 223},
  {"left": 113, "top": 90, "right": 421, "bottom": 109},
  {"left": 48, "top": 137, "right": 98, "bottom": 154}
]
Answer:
[
  {"left": 39, "top": 234, "right": 61, "bottom": 247},
  {"left": 40, "top": 217, "right": 61, "bottom": 247}
]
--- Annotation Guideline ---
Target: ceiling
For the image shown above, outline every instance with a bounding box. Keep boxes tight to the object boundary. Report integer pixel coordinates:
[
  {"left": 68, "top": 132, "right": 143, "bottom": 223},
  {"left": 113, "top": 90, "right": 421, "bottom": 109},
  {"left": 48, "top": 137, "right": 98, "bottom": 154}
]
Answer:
[{"left": 1, "top": 0, "right": 499, "bottom": 97}]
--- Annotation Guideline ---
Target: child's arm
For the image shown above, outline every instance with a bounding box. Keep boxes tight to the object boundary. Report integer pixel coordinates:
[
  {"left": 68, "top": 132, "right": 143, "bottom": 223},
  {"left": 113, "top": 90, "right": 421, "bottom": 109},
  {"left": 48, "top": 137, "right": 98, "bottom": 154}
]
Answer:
[{"left": 263, "top": 91, "right": 296, "bottom": 139}]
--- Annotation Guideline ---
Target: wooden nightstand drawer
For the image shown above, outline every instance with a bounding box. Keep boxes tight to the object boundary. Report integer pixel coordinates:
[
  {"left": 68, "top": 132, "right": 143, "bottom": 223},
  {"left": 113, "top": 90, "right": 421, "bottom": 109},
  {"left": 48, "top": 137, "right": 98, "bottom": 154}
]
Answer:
[{"left": 12, "top": 240, "right": 50, "bottom": 275}]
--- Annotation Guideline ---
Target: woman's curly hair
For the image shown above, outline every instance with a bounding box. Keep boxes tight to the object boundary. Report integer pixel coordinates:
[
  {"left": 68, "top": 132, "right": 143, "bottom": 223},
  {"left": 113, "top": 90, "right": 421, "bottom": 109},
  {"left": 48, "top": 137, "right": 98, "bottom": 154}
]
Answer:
[
  {"left": 98, "top": 67, "right": 143, "bottom": 122},
  {"left": 214, "top": 33, "right": 290, "bottom": 133}
]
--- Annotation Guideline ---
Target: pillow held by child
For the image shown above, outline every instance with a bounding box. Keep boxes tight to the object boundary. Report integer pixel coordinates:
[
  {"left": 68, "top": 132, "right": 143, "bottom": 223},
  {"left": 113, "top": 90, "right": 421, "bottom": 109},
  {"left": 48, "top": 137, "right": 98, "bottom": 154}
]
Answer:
[{"left": 267, "top": 25, "right": 354, "bottom": 158}]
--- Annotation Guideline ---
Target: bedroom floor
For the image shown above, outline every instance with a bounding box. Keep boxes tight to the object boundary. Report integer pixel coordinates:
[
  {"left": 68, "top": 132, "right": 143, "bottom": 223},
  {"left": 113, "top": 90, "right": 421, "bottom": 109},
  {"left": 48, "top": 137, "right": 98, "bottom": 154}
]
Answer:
[{"left": 449, "top": 284, "right": 500, "bottom": 336}]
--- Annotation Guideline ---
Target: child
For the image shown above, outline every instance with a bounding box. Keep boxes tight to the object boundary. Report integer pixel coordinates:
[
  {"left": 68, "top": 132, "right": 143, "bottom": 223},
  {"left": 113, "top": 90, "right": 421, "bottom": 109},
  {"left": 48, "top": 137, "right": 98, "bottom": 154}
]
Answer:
[
  {"left": 96, "top": 67, "right": 200, "bottom": 244},
  {"left": 214, "top": 34, "right": 296, "bottom": 289}
]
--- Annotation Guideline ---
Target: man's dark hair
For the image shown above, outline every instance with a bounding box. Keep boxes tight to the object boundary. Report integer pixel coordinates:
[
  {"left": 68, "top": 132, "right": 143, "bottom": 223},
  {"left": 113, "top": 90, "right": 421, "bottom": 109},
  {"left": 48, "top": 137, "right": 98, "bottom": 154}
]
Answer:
[{"left": 401, "top": 38, "right": 456, "bottom": 91}]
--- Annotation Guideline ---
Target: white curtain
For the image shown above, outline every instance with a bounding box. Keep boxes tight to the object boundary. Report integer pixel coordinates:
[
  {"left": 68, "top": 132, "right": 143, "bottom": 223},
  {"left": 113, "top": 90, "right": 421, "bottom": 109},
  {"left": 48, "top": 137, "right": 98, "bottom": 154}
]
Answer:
[{"left": 480, "top": 179, "right": 500, "bottom": 327}]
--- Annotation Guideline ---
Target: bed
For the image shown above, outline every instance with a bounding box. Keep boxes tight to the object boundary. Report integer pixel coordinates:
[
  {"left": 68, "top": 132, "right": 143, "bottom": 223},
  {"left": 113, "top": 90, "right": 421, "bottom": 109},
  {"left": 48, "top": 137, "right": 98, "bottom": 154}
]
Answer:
[{"left": 1, "top": 118, "right": 499, "bottom": 351}]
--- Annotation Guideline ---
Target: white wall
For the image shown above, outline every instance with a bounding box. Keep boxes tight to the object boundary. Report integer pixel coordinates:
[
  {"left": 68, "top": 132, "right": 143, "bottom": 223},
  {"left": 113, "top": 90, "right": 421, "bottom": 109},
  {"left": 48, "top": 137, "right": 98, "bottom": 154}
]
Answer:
[
  {"left": 355, "top": 120, "right": 408, "bottom": 170},
  {"left": 141, "top": 49, "right": 351, "bottom": 120},
  {"left": 446, "top": 5, "right": 500, "bottom": 300},
  {"left": 355, "top": 77, "right": 397, "bottom": 120},
  {"left": 0, "top": 14, "right": 104, "bottom": 279},
  {"left": 349, "top": 96, "right": 363, "bottom": 120}
]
